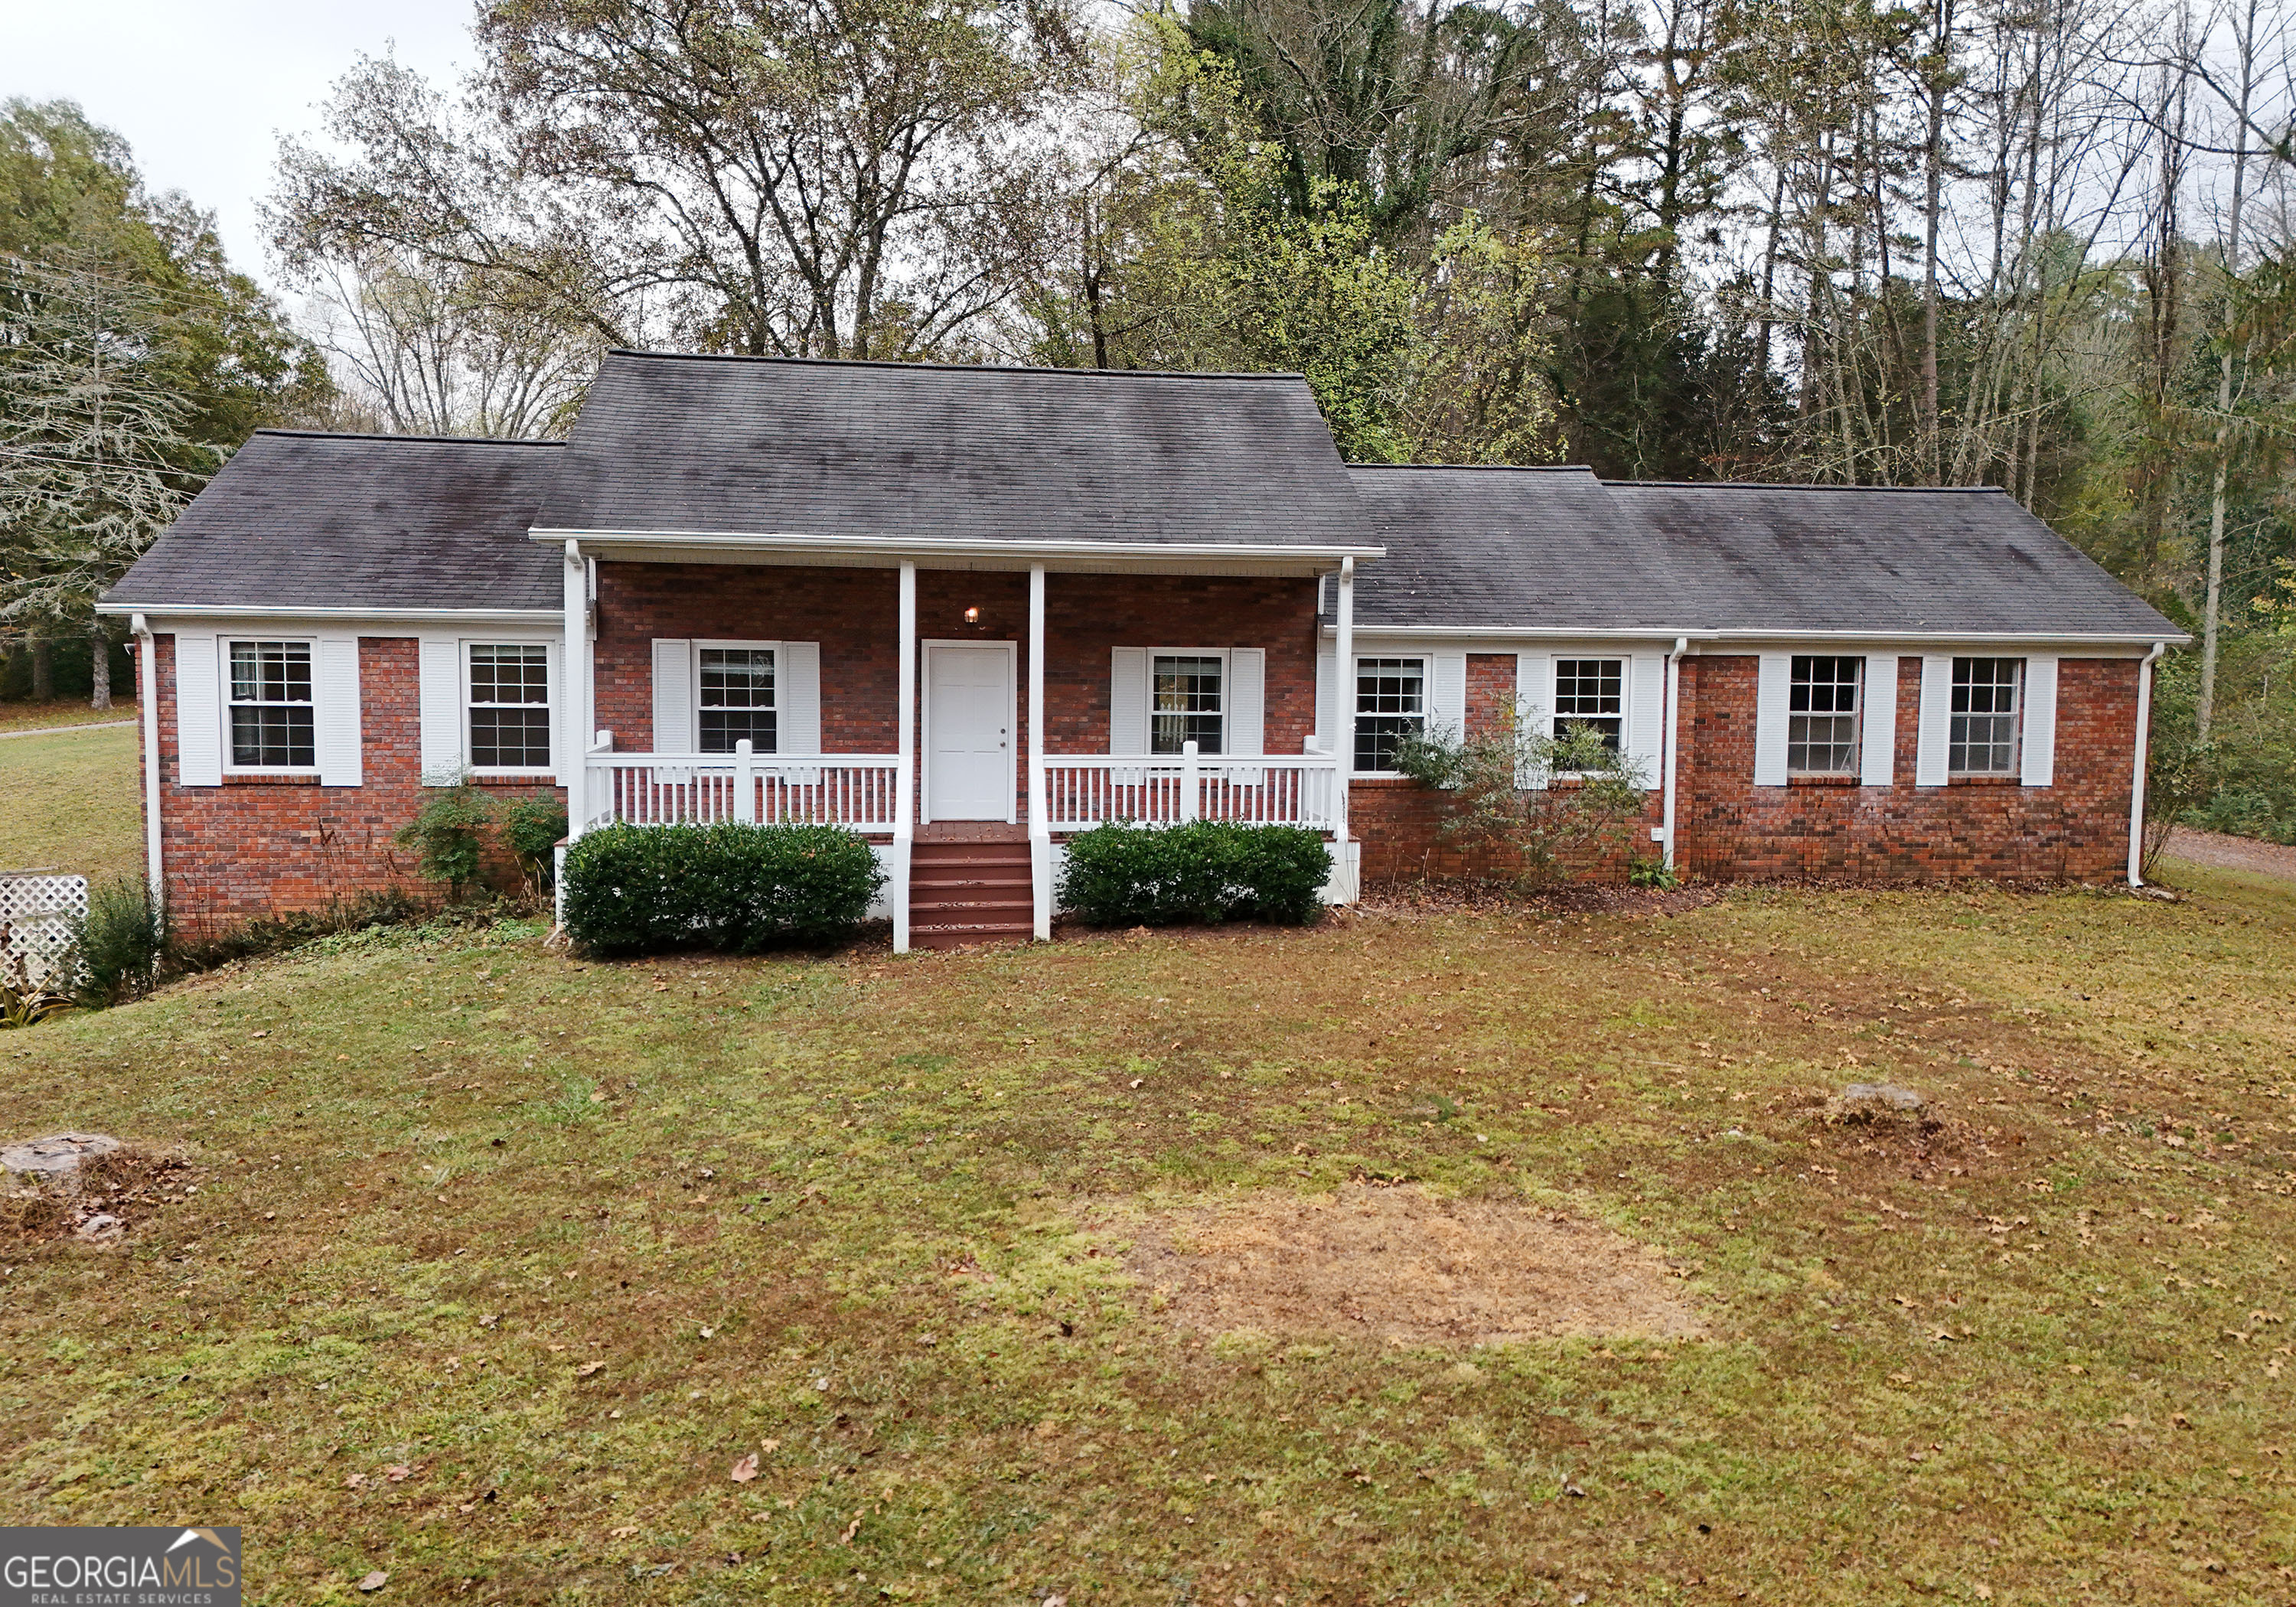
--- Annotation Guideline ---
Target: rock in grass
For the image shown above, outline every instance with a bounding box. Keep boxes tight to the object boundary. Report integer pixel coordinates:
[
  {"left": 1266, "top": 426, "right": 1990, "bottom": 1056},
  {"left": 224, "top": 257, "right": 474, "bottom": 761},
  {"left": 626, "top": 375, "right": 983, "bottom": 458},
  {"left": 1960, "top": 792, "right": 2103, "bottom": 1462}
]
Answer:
[
  {"left": 0, "top": 1133, "right": 121, "bottom": 1176},
  {"left": 1824, "top": 1084, "right": 1934, "bottom": 1128}
]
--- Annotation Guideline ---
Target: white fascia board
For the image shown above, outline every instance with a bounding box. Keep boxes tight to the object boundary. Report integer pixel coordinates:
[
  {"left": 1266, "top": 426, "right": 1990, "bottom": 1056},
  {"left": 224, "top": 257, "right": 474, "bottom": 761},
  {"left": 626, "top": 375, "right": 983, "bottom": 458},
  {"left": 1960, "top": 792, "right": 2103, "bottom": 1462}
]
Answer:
[
  {"left": 1698, "top": 629, "right": 2188, "bottom": 653},
  {"left": 533, "top": 526, "right": 1385, "bottom": 570},
  {"left": 1332, "top": 625, "right": 1711, "bottom": 644},
  {"left": 98, "top": 603, "right": 566, "bottom": 624}
]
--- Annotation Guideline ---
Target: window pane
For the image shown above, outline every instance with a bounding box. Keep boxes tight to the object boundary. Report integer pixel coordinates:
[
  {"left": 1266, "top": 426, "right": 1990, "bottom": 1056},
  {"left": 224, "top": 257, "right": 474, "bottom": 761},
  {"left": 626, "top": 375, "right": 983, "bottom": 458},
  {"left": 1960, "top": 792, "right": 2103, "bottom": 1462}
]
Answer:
[
  {"left": 1788, "top": 656, "right": 1861, "bottom": 774},
  {"left": 1152, "top": 654, "right": 1223, "bottom": 755},
  {"left": 227, "top": 641, "right": 314, "bottom": 767},
  {"left": 700, "top": 648, "right": 774, "bottom": 709},
  {"left": 700, "top": 709, "right": 778, "bottom": 754},
  {"left": 1950, "top": 657, "right": 2020, "bottom": 773},
  {"left": 471, "top": 707, "right": 553, "bottom": 769},
  {"left": 1552, "top": 657, "right": 1624, "bottom": 751},
  {"left": 1355, "top": 657, "right": 1424, "bottom": 772},
  {"left": 471, "top": 644, "right": 550, "bottom": 705}
]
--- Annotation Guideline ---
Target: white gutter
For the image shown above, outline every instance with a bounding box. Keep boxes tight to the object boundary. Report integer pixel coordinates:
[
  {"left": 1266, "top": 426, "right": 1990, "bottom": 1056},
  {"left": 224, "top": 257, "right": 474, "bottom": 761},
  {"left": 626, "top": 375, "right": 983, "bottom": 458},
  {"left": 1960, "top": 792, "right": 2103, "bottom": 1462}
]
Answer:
[
  {"left": 2128, "top": 640, "right": 2167, "bottom": 887},
  {"left": 1701, "top": 628, "right": 2190, "bottom": 647},
  {"left": 131, "top": 613, "right": 163, "bottom": 901},
  {"left": 1340, "top": 625, "right": 1712, "bottom": 642},
  {"left": 95, "top": 604, "right": 563, "bottom": 622},
  {"left": 1660, "top": 634, "right": 1688, "bottom": 872},
  {"left": 532, "top": 526, "right": 1385, "bottom": 566}
]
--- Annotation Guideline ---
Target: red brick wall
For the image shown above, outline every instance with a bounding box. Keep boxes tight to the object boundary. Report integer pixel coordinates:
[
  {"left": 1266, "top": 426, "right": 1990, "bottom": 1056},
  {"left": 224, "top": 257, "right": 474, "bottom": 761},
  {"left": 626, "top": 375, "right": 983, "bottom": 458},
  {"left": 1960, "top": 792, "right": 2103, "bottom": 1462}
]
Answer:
[
  {"left": 1355, "top": 652, "right": 2142, "bottom": 885},
  {"left": 149, "top": 635, "right": 563, "bottom": 931},
  {"left": 593, "top": 562, "right": 1322, "bottom": 820}
]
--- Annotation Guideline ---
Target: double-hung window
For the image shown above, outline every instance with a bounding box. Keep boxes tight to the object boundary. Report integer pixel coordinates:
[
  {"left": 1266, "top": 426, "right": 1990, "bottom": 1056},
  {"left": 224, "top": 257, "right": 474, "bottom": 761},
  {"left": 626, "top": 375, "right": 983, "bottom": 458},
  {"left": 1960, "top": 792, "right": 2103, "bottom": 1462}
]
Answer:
[
  {"left": 227, "top": 641, "right": 315, "bottom": 768},
  {"left": 1355, "top": 657, "right": 1426, "bottom": 773},
  {"left": 1788, "top": 655, "right": 1861, "bottom": 775},
  {"left": 468, "top": 644, "right": 552, "bottom": 770},
  {"left": 1949, "top": 657, "right": 2021, "bottom": 774},
  {"left": 699, "top": 647, "right": 776, "bottom": 754},
  {"left": 1151, "top": 654, "right": 1224, "bottom": 755},
  {"left": 1552, "top": 658, "right": 1625, "bottom": 751}
]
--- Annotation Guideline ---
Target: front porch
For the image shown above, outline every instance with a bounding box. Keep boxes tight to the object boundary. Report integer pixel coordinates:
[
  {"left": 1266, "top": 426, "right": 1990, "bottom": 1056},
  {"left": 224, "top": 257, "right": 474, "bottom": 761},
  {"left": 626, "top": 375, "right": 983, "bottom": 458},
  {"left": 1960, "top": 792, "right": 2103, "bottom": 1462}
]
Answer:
[{"left": 559, "top": 556, "right": 1360, "bottom": 950}]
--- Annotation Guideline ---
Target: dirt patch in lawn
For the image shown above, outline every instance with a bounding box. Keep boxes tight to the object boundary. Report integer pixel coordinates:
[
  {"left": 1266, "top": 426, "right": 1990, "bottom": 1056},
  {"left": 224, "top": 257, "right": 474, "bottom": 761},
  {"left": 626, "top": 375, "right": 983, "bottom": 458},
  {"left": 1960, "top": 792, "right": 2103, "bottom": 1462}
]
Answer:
[
  {"left": 2, "top": 1149, "right": 198, "bottom": 1247},
  {"left": 1114, "top": 1183, "right": 1704, "bottom": 1346}
]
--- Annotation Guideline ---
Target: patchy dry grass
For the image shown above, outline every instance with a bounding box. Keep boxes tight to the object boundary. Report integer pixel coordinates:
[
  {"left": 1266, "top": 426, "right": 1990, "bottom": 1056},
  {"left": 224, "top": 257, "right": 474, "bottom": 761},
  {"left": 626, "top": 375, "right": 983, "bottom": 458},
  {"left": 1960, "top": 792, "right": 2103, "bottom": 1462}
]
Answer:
[
  {"left": 0, "top": 721, "right": 141, "bottom": 882},
  {"left": 2, "top": 869, "right": 2292, "bottom": 1604},
  {"left": 0, "top": 697, "right": 139, "bottom": 736}
]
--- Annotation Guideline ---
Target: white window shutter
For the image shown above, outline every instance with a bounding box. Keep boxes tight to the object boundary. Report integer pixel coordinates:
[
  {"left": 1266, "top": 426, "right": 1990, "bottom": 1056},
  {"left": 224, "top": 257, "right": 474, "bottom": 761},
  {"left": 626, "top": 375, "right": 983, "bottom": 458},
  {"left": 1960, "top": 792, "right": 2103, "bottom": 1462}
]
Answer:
[
  {"left": 2020, "top": 655, "right": 2058, "bottom": 787},
  {"left": 418, "top": 636, "right": 464, "bottom": 784},
  {"left": 1916, "top": 654, "right": 1953, "bottom": 787},
  {"left": 1753, "top": 652, "right": 1791, "bottom": 786},
  {"left": 779, "top": 641, "right": 820, "bottom": 756},
  {"left": 651, "top": 638, "right": 694, "bottom": 754},
  {"left": 1627, "top": 651, "right": 1665, "bottom": 790},
  {"left": 1110, "top": 647, "right": 1148, "bottom": 755},
  {"left": 1228, "top": 647, "right": 1265, "bottom": 758},
  {"left": 1515, "top": 652, "right": 1553, "bottom": 788},
  {"left": 1859, "top": 654, "right": 1897, "bottom": 787},
  {"left": 175, "top": 633, "right": 222, "bottom": 787},
  {"left": 1313, "top": 649, "right": 1336, "bottom": 752},
  {"left": 1430, "top": 652, "right": 1467, "bottom": 742},
  {"left": 315, "top": 634, "right": 363, "bottom": 787}
]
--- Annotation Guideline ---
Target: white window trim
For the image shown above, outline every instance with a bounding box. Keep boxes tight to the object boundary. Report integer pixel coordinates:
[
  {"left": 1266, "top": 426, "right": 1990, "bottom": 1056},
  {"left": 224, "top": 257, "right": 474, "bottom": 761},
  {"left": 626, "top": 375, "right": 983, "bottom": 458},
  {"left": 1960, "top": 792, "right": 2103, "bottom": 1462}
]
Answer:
[
  {"left": 1946, "top": 656, "right": 2025, "bottom": 778},
  {"left": 220, "top": 635, "right": 321, "bottom": 776},
  {"left": 1548, "top": 654, "right": 1629, "bottom": 777},
  {"left": 462, "top": 636, "right": 559, "bottom": 779},
  {"left": 692, "top": 638, "right": 781, "bottom": 756},
  {"left": 1786, "top": 654, "right": 1865, "bottom": 778},
  {"left": 1144, "top": 647, "right": 1232, "bottom": 756},
  {"left": 1351, "top": 652, "right": 1430, "bottom": 777}
]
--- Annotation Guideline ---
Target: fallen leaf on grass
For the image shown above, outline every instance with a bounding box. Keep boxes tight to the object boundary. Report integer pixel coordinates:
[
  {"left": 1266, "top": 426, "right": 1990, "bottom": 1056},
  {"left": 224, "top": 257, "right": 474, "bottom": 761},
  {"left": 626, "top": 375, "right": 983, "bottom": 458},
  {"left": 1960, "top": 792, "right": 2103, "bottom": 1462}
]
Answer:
[
  {"left": 730, "top": 1454, "right": 758, "bottom": 1482},
  {"left": 344, "top": 1473, "right": 367, "bottom": 1489},
  {"left": 609, "top": 1525, "right": 639, "bottom": 1539},
  {"left": 358, "top": 1572, "right": 388, "bottom": 1592},
  {"left": 576, "top": 1361, "right": 604, "bottom": 1377},
  {"left": 383, "top": 1465, "right": 411, "bottom": 1482},
  {"left": 841, "top": 1517, "right": 862, "bottom": 1543},
  {"left": 760, "top": 1438, "right": 781, "bottom": 1453}
]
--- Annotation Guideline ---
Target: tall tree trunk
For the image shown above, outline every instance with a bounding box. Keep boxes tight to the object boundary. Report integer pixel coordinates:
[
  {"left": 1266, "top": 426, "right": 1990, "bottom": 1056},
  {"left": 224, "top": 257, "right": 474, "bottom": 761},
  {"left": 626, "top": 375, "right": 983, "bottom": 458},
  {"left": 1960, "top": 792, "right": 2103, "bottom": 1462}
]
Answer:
[
  {"left": 90, "top": 624, "right": 111, "bottom": 712},
  {"left": 1921, "top": 0, "right": 1954, "bottom": 483},
  {"left": 31, "top": 635, "right": 54, "bottom": 701},
  {"left": 2197, "top": 0, "right": 2258, "bottom": 744}
]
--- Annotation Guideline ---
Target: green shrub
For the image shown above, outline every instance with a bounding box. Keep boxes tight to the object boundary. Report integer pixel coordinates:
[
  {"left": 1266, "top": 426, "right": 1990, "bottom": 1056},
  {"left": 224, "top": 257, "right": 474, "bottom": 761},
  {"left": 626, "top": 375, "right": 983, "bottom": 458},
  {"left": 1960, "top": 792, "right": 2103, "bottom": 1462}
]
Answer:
[
  {"left": 70, "top": 876, "right": 169, "bottom": 1005},
  {"left": 502, "top": 797, "right": 570, "bottom": 890},
  {"left": 396, "top": 784, "right": 495, "bottom": 898},
  {"left": 560, "top": 822, "right": 885, "bottom": 957},
  {"left": 1058, "top": 821, "right": 1331, "bottom": 927}
]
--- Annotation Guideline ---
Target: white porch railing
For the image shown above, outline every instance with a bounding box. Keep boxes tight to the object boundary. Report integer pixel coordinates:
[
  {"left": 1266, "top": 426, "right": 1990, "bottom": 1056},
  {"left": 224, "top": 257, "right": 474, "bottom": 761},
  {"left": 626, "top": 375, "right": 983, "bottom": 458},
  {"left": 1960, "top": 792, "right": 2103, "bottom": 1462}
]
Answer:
[
  {"left": 581, "top": 742, "right": 901, "bottom": 832},
  {"left": 1043, "top": 747, "right": 1340, "bottom": 831}
]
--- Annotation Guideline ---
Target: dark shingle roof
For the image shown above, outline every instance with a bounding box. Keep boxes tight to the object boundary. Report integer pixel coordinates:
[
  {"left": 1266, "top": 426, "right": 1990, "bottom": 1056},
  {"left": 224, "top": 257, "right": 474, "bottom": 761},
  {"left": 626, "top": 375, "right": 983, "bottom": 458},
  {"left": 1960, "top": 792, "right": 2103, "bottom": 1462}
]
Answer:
[
  {"left": 1348, "top": 469, "right": 2180, "bottom": 639},
  {"left": 538, "top": 350, "right": 1375, "bottom": 549},
  {"left": 1345, "top": 465, "right": 1698, "bottom": 629},
  {"left": 1608, "top": 482, "right": 2182, "bottom": 637},
  {"left": 104, "top": 431, "right": 563, "bottom": 611}
]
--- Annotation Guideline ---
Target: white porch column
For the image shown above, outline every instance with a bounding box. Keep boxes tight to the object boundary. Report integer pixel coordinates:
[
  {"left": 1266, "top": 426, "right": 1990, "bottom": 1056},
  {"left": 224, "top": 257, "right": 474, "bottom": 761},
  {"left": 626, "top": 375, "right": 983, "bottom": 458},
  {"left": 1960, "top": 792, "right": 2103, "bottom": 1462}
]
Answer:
[
  {"left": 894, "top": 561, "right": 918, "bottom": 953},
  {"left": 563, "top": 539, "right": 589, "bottom": 837},
  {"left": 1661, "top": 634, "right": 1687, "bottom": 872},
  {"left": 1027, "top": 562, "right": 1052, "bottom": 940},
  {"left": 131, "top": 613, "right": 162, "bottom": 901},
  {"left": 1334, "top": 557, "right": 1354, "bottom": 843}
]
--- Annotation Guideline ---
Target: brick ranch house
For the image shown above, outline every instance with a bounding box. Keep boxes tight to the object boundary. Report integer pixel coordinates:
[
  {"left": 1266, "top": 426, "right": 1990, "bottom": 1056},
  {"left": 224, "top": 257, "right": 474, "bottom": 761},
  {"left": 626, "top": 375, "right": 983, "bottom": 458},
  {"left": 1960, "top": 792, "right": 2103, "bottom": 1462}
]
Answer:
[{"left": 99, "top": 351, "right": 2184, "bottom": 950}]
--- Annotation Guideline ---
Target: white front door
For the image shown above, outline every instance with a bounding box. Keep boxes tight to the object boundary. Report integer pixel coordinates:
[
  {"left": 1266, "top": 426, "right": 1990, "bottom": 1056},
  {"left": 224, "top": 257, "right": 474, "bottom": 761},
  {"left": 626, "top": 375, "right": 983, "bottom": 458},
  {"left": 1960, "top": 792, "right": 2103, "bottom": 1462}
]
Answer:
[{"left": 925, "top": 644, "right": 1013, "bottom": 821}]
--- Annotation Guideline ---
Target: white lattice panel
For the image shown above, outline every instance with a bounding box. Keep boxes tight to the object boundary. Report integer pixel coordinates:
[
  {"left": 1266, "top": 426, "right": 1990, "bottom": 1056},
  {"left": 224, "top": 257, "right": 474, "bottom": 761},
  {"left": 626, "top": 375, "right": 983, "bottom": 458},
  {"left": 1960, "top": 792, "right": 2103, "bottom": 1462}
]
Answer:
[{"left": 1, "top": 874, "right": 86, "bottom": 993}]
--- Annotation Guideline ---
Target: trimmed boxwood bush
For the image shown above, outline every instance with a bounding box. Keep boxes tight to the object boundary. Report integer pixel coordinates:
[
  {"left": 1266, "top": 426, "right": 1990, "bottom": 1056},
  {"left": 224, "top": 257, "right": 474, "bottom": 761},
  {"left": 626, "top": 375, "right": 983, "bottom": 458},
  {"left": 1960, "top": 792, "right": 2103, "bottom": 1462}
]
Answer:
[
  {"left": 1058, "top": 821, "right": 1331, "bottom": 927},
  {"left": 560, "top": 822, "right": 885, "bottom": 956}
]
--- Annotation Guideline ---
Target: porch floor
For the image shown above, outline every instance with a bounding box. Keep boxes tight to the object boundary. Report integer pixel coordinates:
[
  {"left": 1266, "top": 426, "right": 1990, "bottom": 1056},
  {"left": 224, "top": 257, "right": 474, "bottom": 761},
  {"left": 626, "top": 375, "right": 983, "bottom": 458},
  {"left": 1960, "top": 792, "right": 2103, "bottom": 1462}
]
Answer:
[{"left": 915, "top": 821, "right": 1029, "bottom": 843}]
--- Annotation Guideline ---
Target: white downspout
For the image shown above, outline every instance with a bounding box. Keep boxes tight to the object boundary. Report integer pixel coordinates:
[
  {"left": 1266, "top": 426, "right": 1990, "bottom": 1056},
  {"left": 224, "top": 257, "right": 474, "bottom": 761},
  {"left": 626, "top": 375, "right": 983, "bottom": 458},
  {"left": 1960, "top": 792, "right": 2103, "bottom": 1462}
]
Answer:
[
  {"left": 131, "top": 613, "right": 163, "bottom": 901},
  {"left": 2128, "top": 640, "right": 2167, "bottom": 887},
  {"left": 1332, "top": 557, "right": 1356, "bottom": 901},
  {"left": 1027, "top": 563, "right": 1051, "bottom": 940},
  {"left": 894, "top": 561, "right": 918, "bottom": 953},
  {"left": 1661, "top": 634, "right": 1688, "bottom": 872}
]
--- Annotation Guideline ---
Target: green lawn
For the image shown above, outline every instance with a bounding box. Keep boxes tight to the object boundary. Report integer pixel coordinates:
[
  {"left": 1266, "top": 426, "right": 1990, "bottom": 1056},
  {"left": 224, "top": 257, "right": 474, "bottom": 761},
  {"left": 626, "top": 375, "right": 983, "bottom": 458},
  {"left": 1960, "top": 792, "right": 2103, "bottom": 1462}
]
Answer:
[
  {"left": 2, "top": 868, "right": 2292, "bottom": 1603},
  {"left": 0, "top": 696, "right": 139, "bottom": 735},
  {"left": 0, "top": 721, "right": 142, "bottom": 883}
]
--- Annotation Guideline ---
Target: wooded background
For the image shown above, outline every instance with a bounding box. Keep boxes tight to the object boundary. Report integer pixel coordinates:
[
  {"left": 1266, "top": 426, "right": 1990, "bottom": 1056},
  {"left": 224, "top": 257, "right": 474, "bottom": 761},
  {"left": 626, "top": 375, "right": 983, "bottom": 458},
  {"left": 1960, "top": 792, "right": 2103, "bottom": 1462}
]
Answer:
[{"left": 5, "top": 0, "right": 2294, "bottom": 840}]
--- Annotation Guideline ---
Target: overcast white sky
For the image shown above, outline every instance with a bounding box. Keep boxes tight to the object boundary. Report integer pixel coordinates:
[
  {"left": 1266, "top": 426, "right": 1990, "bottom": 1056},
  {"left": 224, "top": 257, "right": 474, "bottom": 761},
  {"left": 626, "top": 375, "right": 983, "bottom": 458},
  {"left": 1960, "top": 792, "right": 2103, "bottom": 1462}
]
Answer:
[{"left": 4, "top": 0, "right": 478, "bottom": 292}]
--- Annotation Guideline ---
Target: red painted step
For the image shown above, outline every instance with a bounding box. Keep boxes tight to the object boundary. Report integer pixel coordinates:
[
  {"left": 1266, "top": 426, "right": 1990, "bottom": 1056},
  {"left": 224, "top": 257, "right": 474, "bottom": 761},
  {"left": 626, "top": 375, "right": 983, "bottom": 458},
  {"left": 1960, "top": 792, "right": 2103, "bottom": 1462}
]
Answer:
[{"left": 908, "top": 839, "right": 1035, "bottom": 947}]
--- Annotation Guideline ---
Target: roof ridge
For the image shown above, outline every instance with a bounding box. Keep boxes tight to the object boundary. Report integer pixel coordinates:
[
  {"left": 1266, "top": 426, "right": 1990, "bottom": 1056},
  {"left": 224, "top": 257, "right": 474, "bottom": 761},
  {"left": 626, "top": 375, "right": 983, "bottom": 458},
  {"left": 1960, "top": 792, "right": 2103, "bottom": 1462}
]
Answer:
[
  {"left": 602, "top": 347, "right": 1308, "bottom": 383},
  {"left": 252, "top": 428, "right": 565, "bottom": 448},
  {"left": 1605, "top": 478, "right": 2007, "bottom": 493},
  {"left": 1349, "top": 462, "right": 1597, "bottom": 474}
]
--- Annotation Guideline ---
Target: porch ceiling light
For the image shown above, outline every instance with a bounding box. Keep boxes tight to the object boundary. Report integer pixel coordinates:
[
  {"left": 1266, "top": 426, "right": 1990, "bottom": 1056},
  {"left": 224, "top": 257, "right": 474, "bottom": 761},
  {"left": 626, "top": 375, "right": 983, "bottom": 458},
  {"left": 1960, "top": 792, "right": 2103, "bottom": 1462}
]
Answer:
[{"left": 964, "top": 606, "right": 981, "bottom": 623}]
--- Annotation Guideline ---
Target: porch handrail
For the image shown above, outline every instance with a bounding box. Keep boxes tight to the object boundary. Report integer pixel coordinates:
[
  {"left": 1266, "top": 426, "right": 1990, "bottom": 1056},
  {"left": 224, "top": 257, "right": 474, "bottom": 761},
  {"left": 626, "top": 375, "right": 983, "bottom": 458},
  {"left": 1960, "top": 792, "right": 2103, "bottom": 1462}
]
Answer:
[
  {"left": 1042, "top": 750, "right": 1340, "bottom": 831},
  {"left": 582, "top": 746, "right": 902, "bottom": 832}
]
